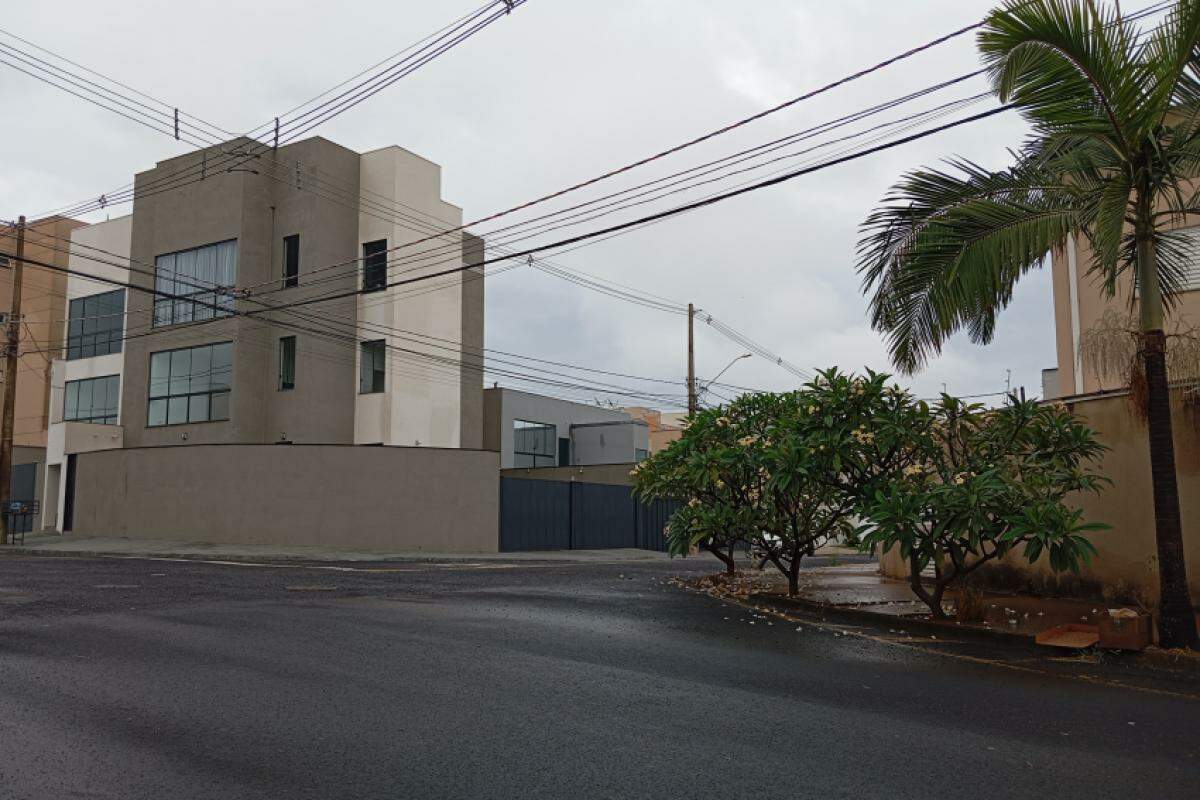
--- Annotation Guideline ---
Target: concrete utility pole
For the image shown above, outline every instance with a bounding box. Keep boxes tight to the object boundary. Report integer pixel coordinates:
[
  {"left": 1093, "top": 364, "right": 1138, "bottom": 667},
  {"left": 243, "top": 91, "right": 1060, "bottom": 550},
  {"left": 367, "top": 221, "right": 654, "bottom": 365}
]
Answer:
[
  {"left": 687, "top": 303, "right": 697, "bottom": 416},
  {"left": 0, "top": 215, "right": 26, "bottom": 545}
]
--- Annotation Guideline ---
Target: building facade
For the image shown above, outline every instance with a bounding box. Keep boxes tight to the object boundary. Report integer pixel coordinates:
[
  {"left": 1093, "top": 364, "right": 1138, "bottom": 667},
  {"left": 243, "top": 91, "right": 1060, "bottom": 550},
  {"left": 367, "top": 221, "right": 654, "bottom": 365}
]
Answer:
[
  {"left": 118, "top": 136, "right": 482, "bottom": 451},
  {"left": 1050, "top": 229, "right": 1200, "bottom": 398},
  {"left": 0, "top": 215, "right": 86, "bottom": 447},
  {"left": 483, "top": 387, "right": 649, "bottom": 468},
  {"left": 43, "top": 215, "right": 132, "bottom": 531}
]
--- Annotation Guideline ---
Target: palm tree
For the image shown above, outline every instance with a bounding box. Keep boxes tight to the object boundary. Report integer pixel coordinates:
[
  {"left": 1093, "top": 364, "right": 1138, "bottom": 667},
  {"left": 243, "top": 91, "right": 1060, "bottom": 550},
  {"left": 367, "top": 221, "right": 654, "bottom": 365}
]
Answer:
[{"left": 857, "top": 0, "right": 1200, "bottom": 647}]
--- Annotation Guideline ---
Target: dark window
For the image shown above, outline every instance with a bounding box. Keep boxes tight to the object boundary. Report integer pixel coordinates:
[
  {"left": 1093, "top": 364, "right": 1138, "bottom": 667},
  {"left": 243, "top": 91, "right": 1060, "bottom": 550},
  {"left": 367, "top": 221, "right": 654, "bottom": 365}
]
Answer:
[
  {"left": 66, "top": 289, "right": 125, "bottom": 360},
  {"left": 558, "top": 437, "right": 571, "bottom": 467},
  {"left": 362, "top": 239, "right": 387, "bottom": 292},
  {"left": 153, "top": 240, "right": 237, "bottom": 327},
  {"left": 359, "top": 340, "right": 385, "bottom": 393},
  {"left": 282, "top": 234, "right": 299, "bottom": 288},
  {"left": 513, "top": 420, "right": 556, "bottom": 468},
  {"left": 63, "top": 374, "right": 120, "bottom": 424},
  {"left": 279, "top": 336, "right": 296, "bottom": 391},
  {"left": 147, "top": 341, "right": 232, "bottom": 426}
]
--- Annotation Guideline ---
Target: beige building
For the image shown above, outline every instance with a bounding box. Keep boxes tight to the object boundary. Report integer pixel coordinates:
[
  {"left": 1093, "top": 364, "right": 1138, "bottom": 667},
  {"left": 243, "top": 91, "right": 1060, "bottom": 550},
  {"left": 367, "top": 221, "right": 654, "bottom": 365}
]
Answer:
[
  {"left": 622, "top": 406, "right": 684, "bottom": 452},
  {"left": 120, "top": 135, "right": 483, "bottom": 451},
  {"left": 0, "top": 216, "right": 86, "bottom": 447},
  {"left": 1050, "top": 230, "right": 1200, "bottom": 398}
]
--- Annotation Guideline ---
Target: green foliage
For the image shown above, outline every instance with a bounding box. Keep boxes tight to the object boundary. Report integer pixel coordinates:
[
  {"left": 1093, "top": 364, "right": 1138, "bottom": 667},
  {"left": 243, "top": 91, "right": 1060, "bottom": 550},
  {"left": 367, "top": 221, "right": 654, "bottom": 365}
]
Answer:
[
  {"left": 858, "top": 396, "right": 1110, "bottom": 617},
  {"left": 634, "top": 368, "right": 928, "bottom": 593},
  {"left": 857, "top": 0, "right": 1200, "bottom": 370}
]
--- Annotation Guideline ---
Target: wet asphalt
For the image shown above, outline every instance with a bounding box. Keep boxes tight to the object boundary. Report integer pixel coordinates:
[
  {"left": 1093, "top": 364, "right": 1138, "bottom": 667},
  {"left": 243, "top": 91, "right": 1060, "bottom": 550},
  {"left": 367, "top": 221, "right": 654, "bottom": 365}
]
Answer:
[{"left": 0, "top": 553, "right": 1197, "bottom": 799}]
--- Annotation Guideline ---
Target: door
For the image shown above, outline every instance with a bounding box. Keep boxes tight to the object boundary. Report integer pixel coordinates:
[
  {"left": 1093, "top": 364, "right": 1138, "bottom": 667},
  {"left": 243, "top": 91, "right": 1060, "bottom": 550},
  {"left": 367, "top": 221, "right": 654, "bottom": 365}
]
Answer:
[{"left": 62, "top": 454, "right": 77, "bottom": 532}]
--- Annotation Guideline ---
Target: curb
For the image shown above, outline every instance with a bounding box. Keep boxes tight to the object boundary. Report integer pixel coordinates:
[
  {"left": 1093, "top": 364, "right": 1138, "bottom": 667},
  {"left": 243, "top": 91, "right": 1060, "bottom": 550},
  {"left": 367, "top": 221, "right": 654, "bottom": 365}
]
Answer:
[
  {"left": 0, "top": 545, "right": 666, "bottom": 566},
  {"left": 749, "top": 592, "right": 1048, "bottom": 647},
  {"left": 749, "top": 592, "right": 1200, "bottom": 672}
]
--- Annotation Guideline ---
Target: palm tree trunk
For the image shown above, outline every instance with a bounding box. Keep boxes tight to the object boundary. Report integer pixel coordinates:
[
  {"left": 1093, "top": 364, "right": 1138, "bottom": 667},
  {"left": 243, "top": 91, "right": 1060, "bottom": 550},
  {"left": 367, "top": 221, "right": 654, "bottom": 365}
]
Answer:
[{"left": 1136, "top": 230, "right": 1198, "bottom": 649}]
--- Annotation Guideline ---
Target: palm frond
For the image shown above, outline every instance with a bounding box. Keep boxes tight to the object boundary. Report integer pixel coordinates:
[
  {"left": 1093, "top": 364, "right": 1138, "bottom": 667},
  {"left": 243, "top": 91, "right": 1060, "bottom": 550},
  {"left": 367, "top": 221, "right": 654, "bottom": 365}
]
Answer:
[
  {"left": 978, "top": 0, "right": 1146, "bottom": 152},
  {"left": 857, "top": 158, "right": 1083, "bottom": 372}
]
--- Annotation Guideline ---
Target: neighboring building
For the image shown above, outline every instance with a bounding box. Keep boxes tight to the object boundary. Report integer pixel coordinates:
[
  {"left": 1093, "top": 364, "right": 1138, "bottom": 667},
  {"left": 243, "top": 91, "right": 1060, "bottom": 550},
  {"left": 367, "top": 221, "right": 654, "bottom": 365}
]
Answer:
[
  {"left": 43, "top": 215, "right": 131, "bottom": 532},
  {"left": 1050, "top": 229, "right": 1200, "bottom": 398},
  {"left": 483, "top": 387, "right": 649, "bottom": 468},
  {"left": 622, "top": 406, "right": 685, "bottom": 452},
  {"left": 0, "top": 215, "right": 86, "bottom": 447},
  {"left": 118, "top": 135, "right": 482, "bottom": 451}
]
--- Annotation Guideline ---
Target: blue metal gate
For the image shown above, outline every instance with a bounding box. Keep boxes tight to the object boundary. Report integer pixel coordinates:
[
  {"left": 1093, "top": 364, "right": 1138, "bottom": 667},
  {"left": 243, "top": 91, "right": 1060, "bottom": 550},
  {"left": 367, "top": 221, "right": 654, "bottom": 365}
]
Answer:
[{"left": 499, "top": 477, "right": 680, "bottom": 552}]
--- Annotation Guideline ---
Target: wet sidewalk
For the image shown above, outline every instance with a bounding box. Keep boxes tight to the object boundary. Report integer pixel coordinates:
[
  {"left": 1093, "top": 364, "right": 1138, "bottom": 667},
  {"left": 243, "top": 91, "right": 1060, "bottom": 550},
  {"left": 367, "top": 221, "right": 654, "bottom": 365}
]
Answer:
[{"left": 0, "top": 533, "right": 674, "bottom": 564}]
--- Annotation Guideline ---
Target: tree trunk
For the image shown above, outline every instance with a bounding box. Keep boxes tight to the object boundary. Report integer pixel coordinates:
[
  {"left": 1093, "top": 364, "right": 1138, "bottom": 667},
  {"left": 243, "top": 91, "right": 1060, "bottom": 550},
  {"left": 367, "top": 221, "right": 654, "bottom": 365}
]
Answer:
[
  {"left": 908, "top": 554, "right": 947, "bottom": 619},
  {"left": 1141, "top": 330, "right": 1198, "bottom": 647},
  {"left": 704, "top": 541, "right": 736, "bottom": 576},
  {"left": 1135, "top": 226, "right": 1198, "bottom": 649},
  {"left": 787, "top": 556, "right": 801, "bottom": 597}
]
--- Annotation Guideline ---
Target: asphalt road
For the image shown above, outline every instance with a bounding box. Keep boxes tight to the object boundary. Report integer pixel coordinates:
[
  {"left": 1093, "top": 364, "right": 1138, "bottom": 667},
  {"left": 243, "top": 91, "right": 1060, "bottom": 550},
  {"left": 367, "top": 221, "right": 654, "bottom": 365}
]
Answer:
[{"left": 1, "top": 553, "right": 1197, "bottom": 799}]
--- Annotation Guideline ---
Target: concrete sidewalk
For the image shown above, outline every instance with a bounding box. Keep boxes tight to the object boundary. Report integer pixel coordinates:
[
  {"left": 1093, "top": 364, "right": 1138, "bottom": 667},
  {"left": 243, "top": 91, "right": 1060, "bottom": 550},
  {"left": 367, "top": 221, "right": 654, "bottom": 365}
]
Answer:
[{"left": 1, "top": 533, "right": 674, "bottom": 564}]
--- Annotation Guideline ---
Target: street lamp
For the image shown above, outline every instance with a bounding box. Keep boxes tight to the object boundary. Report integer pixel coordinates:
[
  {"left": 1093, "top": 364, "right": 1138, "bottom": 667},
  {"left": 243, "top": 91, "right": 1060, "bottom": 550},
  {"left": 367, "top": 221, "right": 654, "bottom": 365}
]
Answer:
[{"left": 701, "top": 353, "right": 752, "bottom": 395}]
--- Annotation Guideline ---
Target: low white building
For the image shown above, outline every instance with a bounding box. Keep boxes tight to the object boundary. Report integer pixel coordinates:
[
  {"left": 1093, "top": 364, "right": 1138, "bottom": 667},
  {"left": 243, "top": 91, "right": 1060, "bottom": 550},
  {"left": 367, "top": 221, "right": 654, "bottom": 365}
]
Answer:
[{"left": 483, "top": 387, "right": 649, "bottom": 468}]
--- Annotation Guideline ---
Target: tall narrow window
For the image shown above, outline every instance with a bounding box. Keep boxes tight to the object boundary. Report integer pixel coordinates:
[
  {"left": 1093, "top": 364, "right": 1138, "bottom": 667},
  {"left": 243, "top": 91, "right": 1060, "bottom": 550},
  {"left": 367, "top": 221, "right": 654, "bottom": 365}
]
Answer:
[
  {"left": 279, "top": 336, "right": 296, "bottom": 391},
  {"left": 282, "top": 234, "right": 299, "bottom": 288},
  {"left": 359, "top": 340, "right": 385, "bottom": 393},
  {"left": 362, "top": 239, "right": 387, "bottom": 292}
]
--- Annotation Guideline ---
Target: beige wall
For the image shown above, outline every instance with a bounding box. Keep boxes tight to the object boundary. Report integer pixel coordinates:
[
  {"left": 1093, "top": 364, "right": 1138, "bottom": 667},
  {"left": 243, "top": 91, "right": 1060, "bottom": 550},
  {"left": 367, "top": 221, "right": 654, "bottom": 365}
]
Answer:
[
  {"left": 71, "top": 444, "right": 500, "bottom": 552},
  {"left": 879, "top": 391, "right": 1200, "bottom": 607},
  {"left": 623, "top": 406, "right": 683, "bottom": 453},
  {"left": 0, "top": 216, "right": 86, "bottom": 447},
  {"left": 501, "top": 463, "right": 636, "bottom": 486}
]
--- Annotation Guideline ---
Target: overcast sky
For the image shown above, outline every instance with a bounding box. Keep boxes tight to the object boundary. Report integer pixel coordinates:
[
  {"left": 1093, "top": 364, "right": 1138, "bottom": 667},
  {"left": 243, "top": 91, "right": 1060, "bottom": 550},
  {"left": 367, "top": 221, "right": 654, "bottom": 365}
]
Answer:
[{"left": 0, "top": 0, "right": 1076, "bottom": 407}]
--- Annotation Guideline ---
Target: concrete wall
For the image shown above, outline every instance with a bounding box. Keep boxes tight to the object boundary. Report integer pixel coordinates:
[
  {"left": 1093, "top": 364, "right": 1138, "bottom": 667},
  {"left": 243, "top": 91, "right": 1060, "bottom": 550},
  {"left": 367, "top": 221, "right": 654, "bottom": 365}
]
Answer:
[
  {"left": 570, "top": 420, "right": 650, "bottom": 465},
  {"left": 879, "top": 390, "right": 1200, "bottom": 607},
  {"left": 459, "top": 233, "right": 485, "bottom": 450},
  {"left": 71, "top": 444, "right": 500, "bottom": 552},
  {"left": 484, "top": 387, "right": 637, "bottom": 468},
  {"left": 0, "top": 216, "right": 85, "bottom": 447},
  {"left": 355, "top": 146, "right": 471, "bottom": 448}
]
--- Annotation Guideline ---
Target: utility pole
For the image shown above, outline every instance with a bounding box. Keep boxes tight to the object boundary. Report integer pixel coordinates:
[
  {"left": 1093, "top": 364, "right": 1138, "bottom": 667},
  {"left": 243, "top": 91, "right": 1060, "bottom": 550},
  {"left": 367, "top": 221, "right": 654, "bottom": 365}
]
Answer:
[
  {"left": 0, "top": 215, "right": 26, "bottom": 545},
  {"left": 687, "top": 303, "right": 697, "bottom": 416}
]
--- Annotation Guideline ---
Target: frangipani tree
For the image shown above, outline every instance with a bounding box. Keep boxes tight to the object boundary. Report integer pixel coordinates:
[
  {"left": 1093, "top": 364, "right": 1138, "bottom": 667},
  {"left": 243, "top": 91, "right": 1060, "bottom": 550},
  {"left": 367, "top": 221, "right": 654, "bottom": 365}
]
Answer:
[
  {"left": 857, "top": 0, "right": 1200, "bottom": 646},
  {"left": 860, "top": 396, "right": 1110, "bottom": 618}
]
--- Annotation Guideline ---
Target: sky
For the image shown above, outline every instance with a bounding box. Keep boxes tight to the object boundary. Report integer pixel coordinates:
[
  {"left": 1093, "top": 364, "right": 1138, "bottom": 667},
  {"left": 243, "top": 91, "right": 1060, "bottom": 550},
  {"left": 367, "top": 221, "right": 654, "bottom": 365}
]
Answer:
[{"left": 0, "top": 0, "right": 1085, "bottom": 408}]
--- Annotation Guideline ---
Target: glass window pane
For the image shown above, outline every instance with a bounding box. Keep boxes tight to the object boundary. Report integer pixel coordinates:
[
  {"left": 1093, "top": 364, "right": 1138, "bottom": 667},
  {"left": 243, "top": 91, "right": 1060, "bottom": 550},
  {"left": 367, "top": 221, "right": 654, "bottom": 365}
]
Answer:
[
  {"left": 167, "top": 396, "right": 188, "bottom": 425},
  {"left": 210, "top": 342, "right": 232, "bottom": 390},
  {"left": 148, "top": 398, "right": 168, "bottom": 427},
  {"left": 190, "top": 345, "right": 212, "bottom": 392},
  {"left": 154, "top": 299, "right": 173, "bottom": 327},
  {"left": 104, "top": 376, "right": 120, "bottom": 418},
  {"left": 169, "top": 349, "right": 192, "bottom": 394},
  {"left": 90, "top": 378, "right": 106, "bottom": 419},
  {"left": 149, "top": 351, "right": 170, "bottom": 397},
  {"left": 209, "top": 391, "right": 230, "bottom": 421},
  {"left": 78, "top": 379, "right": 94, "bottom": 419},
  {"left": 64, "top": 382, "right": 79, "bottom": 420},
  {"left": 188, "top": 394, "right": 209, "bottom": 423}
]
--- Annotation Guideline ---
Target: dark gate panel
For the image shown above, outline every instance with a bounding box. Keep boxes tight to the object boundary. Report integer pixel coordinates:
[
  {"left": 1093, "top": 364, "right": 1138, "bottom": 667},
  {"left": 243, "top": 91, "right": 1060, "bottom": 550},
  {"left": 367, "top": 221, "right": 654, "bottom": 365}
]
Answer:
[
  {"left": 570, "top": 483, "right": 636, "bottom": 550},
  {"left": 635, "top": 498, "right": 680, "bottom": 552},
  {"left": 10, "top": 463, "right": 37, "bottom": 533},
  {"left": 499, "top": 478, "right": 571, "bottom": 551}
]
